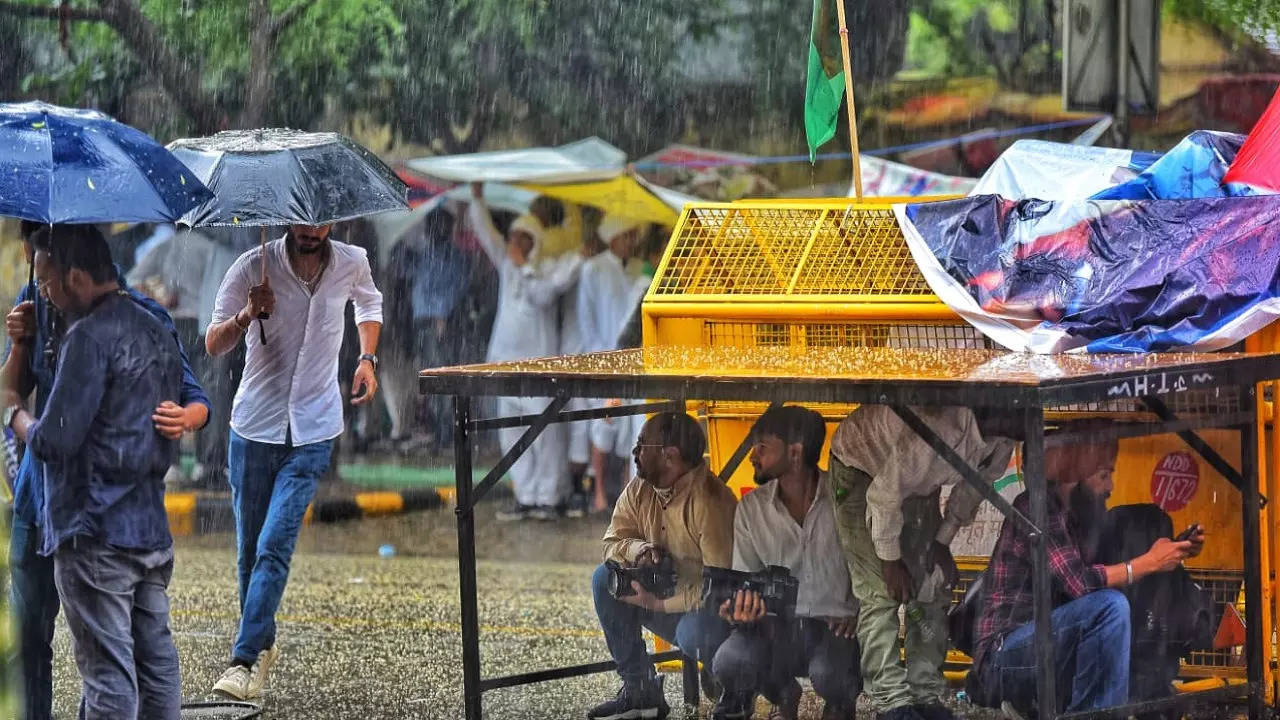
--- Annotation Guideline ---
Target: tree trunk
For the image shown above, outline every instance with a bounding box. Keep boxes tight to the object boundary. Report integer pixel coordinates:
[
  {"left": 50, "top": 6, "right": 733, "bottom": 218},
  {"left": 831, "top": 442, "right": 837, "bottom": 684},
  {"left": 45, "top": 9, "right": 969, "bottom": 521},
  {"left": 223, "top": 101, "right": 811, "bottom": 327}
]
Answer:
[
  {"left": 97, "top": 0, "right": 224, "bottom": 132},
  {"left": 0, "top": 14, "right": 26, "bottom": 99},
  {"left": 847, "top": 0, "right": 910, "bottom": 86},
  {"left": 240, "top": 0, "right": 274, "bottom": 128}
]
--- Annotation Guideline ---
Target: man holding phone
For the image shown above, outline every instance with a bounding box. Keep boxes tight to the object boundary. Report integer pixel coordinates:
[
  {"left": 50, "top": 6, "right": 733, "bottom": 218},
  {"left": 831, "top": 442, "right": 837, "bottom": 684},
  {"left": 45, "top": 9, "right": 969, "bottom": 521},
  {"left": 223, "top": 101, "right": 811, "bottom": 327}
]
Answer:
[{"left": 969, "top": 422, "right": 1205, "bottom": 715}]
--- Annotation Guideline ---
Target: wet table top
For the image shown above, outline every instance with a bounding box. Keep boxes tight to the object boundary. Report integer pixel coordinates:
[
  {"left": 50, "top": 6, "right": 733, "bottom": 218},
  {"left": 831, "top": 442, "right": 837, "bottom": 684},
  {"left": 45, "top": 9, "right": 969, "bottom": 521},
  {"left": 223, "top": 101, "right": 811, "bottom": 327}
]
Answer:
[{"left": 418, "top": 346, "right": 1280, "bottom": 408}]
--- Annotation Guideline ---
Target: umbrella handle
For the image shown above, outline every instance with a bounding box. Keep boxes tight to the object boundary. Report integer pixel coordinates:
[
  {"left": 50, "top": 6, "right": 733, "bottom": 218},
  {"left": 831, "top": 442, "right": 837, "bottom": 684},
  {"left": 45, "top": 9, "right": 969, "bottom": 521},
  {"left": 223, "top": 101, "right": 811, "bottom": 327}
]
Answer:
[{"left": 257, "top": 228, "right": 269, "bottom": 345}]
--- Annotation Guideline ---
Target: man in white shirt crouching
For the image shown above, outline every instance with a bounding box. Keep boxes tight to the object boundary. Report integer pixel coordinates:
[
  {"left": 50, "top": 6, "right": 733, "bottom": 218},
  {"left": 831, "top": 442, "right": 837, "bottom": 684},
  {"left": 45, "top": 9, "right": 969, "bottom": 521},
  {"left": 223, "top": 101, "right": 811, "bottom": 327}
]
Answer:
[
  {"left": 713, "top": 406, "right": 861, "bottom": 720},
  {"left": 204, "top": 224, "right": 383, "bottom": 700}
]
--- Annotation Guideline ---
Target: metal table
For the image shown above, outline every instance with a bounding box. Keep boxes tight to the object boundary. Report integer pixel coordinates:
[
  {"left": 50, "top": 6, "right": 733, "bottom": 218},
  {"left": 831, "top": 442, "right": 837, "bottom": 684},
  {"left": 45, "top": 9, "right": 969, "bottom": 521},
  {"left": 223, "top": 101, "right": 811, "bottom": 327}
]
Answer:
[{"left": 420, "top": 346, "right": 1280, "bottom": 720}]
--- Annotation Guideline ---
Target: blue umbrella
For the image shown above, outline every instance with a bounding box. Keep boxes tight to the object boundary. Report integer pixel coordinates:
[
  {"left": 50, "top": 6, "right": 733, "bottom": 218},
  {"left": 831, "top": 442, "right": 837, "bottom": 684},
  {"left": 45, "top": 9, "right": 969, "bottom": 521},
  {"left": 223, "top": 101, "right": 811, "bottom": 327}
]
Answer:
[{"left": 0, "top": 101, "right": 213, "bottom": 224}]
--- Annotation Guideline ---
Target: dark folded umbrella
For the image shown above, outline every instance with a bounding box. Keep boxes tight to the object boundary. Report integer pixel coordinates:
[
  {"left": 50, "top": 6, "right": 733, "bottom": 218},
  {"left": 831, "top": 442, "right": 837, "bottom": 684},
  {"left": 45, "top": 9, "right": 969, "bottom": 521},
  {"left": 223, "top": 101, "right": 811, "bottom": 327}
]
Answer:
[
  {"left": 167, "top": 128, "right": 409, "bottom": 228},
  {"left": 0, "top": 101, "right": 213, "bottom": 224}
]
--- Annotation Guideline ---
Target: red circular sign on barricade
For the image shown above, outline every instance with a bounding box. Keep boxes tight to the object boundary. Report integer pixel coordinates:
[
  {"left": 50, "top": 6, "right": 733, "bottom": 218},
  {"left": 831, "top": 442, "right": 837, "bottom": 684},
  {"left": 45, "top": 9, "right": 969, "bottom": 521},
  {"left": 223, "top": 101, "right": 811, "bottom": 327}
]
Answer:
[{"left": 1150, "top": 451, "right": 1200, "bottom": 512}]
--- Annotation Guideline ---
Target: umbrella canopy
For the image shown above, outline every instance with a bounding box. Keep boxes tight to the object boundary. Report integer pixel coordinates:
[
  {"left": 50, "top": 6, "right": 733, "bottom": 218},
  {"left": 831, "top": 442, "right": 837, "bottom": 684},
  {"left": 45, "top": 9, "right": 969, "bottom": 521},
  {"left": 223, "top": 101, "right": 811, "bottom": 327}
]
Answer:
[
  {"left": 168, "top": 128, "right": 409, "bottom": 227},
  {"left": 0, "top": 101, "right": 213, "bottom": 224}
]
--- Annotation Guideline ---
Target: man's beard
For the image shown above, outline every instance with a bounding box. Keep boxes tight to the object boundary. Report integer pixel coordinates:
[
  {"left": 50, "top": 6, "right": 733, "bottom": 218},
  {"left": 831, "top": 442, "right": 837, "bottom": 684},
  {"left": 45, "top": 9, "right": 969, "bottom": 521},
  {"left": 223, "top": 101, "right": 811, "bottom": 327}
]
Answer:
[
  {"left": 290, "top": 231, "right": 327, "bottom": 255},
  {"left": 1069, "top": 482, "right": 1109, "bottom": 533},
  {"left": 752, "top": 461, "right": 781, "bottom": 485}
]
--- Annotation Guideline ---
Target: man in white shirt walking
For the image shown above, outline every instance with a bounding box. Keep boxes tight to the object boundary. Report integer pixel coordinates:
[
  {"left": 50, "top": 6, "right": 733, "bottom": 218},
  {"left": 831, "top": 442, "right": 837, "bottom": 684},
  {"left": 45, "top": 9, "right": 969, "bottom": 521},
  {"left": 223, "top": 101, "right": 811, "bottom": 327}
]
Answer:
[
  {"left": 828, "top": 405, "right": 1015, "bottom": 720},
  {"left": 713, "top": 406, "right": 861, "bottom": 720},
  {"left": 204, "top": 224, "right": 382, "bottom": 699}
]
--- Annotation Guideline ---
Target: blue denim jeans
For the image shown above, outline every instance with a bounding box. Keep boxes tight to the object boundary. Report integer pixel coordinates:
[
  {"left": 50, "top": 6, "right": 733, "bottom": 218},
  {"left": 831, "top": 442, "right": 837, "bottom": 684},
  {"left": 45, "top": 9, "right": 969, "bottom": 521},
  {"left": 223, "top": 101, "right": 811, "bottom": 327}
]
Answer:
[
  {"left": 591, "top": 563, "right": 730, "bottom": 682},
  {"left": 981, "top": 589, "right": 1131, "bottom": 714},
  {"left": 53, "top": 539, "right": 180, "bottom": 720},
  {"left": 227, "top": 431, "right": 333, "bottom": 664},
  {"left": 9, "top": 515, "right": 58, "bottom": 720}
]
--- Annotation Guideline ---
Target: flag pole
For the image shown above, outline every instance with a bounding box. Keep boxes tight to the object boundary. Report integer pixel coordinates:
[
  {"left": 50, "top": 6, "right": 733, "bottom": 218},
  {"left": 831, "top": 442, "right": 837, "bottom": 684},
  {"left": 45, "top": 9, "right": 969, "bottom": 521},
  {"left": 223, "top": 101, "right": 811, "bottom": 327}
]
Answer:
[{"left": 833, "top": 0, "right": 864, "bottom": 200}]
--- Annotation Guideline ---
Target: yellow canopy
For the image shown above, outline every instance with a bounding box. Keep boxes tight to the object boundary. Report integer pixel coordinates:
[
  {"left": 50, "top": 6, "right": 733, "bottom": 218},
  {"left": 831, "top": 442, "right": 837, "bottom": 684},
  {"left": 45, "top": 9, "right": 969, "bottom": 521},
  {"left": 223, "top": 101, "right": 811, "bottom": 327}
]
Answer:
[{"left": 518, "top": 175, "right": 678, "bottom": 226}]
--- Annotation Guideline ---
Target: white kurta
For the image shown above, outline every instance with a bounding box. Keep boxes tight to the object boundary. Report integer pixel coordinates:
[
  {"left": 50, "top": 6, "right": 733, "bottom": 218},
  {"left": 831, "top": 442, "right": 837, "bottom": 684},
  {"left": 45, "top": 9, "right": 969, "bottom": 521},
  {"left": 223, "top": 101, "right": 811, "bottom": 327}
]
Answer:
[
  {"left": 576, "top": 250, "right": 645, "bottom": 457},
  {"left": 576, "top": 251, "right": 639, "bottom": 354},
  {"left": 470, "top": 200, "right": 582, "bottom": 506},
  {"left": 559, "top": 280, "right": 590, "bottom": 465}
]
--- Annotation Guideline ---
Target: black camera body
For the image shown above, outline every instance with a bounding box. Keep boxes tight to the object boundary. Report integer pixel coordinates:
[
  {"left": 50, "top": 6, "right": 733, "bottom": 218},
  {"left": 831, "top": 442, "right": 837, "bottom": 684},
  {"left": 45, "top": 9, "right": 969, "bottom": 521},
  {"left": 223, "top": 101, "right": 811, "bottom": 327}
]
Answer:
[
  {"left": 700, "top": 565, "right": 799, "bottom": 618},
  {"left": 605, "top": 555, "right": 678, "bottom": 600}
]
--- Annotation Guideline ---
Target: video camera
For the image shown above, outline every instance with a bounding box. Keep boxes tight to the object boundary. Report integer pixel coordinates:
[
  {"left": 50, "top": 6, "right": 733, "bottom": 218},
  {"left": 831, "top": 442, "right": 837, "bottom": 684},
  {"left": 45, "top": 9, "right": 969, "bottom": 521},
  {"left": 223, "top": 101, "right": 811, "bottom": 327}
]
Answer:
[
  {"left": 700, "top": 565, "right": 799, "bottom": 618},
  {"left": 604, "top": 554, "right": 678, "bottom": 600}
]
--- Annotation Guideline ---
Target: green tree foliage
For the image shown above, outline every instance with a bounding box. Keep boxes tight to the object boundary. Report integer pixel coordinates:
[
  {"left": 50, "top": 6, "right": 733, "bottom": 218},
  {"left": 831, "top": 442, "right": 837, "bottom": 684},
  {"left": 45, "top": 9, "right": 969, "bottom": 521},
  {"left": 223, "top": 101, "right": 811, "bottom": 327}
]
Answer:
[
  {"left": 378, "top": 0, "right": 727, "bottom": 155},
  {"left": 2, "top": 0, "right": 400, "bottom": 136},
  {"left": 1166, "top": 0, "right": 1280, "bottom": 35},
  {"left": 17, "top": 0, "right": 1269, "bottom": 156},
  {"left": 379, "top": 0, "right": 911, "bottom": 155},
  {"left": 905, "top": 0, "right": 1058, "bottom": 91}
]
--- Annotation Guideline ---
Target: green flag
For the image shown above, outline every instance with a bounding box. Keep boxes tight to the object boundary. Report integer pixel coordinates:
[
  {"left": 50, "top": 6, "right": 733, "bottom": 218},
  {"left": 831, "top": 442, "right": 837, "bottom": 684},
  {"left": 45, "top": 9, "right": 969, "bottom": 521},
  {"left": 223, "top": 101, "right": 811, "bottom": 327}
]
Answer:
[{"left": 805, "top": 0, "right": 846, "bottom": 163}]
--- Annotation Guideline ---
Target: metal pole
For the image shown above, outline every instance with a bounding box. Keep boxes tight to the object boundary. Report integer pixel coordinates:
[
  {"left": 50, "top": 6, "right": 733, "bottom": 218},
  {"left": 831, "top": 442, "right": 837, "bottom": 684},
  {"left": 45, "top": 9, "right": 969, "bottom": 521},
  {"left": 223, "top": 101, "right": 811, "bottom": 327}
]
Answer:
[
  {"left": 1141, "top": 397, "right": 1261, "bottom": 503},
  {"left": 832, "top": 0, "right": 864, "bottom": 199},
  {"left": 1240, "top": 384, "right": 1264, "bottom": 720},
  {"left": 681, "top": 653, "right": 700, "bottom": 706},
  {"left": 1023, "top": 406, "right": 1058, "bottom": 717},
  {"left": 454, "top": 396, "right": 482, "bottom": 720},
  {"left": 1114, "top": 0, "right": 1131, "bottom": 147}
]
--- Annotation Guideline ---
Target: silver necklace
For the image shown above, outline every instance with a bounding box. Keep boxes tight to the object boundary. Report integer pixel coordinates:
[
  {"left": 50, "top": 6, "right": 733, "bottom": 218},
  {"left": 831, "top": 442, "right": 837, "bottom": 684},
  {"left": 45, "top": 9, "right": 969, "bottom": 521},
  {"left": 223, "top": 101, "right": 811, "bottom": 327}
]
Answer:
[{"left": 297, "top": 261, "right": 324, "bottom": 291}]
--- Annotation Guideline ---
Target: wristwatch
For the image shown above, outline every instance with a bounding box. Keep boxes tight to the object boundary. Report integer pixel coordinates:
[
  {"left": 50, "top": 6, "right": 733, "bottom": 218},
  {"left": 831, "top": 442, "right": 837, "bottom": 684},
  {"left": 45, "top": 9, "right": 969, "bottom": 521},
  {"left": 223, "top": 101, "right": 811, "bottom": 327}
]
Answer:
[{"left": 359, "top": 353, "right": 379, "bottom": 370}]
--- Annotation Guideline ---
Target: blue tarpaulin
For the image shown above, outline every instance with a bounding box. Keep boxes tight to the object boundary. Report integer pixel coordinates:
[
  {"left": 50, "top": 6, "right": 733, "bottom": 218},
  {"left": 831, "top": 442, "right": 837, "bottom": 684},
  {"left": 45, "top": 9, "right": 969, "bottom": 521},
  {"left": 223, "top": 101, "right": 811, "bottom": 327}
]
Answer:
[{"left": 896, "top": 132, "right": 1280, "bottom": 353}]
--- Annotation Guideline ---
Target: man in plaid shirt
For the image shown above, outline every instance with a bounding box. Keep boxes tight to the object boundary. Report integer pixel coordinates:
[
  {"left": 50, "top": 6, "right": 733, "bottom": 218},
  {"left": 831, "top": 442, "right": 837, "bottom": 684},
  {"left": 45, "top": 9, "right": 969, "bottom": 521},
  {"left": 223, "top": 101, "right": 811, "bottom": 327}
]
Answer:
[{"left": 970, "top": 424, "right": 1202, "bottom": 714}]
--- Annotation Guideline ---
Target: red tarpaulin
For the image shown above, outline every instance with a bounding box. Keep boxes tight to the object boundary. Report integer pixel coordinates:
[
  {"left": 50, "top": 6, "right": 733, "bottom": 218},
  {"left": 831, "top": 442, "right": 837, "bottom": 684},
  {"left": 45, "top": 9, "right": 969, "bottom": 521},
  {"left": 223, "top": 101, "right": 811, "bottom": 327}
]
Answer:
[{"left": 1223, "top": 82, "right": 1280, "bottom": 192}]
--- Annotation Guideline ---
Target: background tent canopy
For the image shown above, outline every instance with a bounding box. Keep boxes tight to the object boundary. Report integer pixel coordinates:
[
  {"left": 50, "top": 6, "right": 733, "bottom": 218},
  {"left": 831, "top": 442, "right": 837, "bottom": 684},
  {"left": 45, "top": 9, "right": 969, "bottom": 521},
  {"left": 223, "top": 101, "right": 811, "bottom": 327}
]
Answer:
[
  {"left": 407, "top": 137, "right": 689, "bottom": 225},
  {"left": 519, "top": 175, "right": 678, "bottom": 225},
  {"left": 406, "top": 137, "right": 625, "bottom": 184}
]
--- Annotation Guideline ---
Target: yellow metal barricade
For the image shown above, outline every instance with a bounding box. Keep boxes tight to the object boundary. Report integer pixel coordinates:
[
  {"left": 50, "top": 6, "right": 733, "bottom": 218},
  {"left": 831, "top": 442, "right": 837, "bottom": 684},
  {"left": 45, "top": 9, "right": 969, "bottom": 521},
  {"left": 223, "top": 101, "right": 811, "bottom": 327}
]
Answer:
[{"left": 640, "top": 198, "right": 1278, "bottom": 702}]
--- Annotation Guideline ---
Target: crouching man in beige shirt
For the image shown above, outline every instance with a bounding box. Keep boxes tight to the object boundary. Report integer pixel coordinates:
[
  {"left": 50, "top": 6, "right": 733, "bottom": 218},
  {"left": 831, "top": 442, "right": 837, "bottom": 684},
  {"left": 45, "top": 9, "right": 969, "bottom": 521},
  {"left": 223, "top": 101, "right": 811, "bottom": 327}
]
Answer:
[{"left": 589, "top": 411, "right": 738, "bottom": 720}]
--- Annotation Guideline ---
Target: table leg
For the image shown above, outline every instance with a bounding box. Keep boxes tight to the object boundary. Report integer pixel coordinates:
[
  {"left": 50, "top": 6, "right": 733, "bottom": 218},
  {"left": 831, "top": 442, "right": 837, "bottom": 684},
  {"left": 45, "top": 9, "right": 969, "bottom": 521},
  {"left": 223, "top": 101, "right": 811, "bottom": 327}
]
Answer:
[
  {"left": 1024, "top": 407, "right": 1057, "bottom": 718},
  {"left": 454, "top": 396, "right": 482, "bottom": 720}
]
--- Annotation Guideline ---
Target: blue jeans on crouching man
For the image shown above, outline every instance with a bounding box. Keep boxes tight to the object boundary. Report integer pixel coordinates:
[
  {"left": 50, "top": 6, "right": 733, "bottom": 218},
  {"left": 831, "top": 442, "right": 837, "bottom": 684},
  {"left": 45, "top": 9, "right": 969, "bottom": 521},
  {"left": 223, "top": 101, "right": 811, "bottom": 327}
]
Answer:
[
  {"left": 228, "top": 430, "right": 334, "bottom": 665},
  {"left": 976, "top": 589, "right": 1131, "bottom": 714},
  {"left": 591, "top": 563, "right": 730, "bottom": 681}
]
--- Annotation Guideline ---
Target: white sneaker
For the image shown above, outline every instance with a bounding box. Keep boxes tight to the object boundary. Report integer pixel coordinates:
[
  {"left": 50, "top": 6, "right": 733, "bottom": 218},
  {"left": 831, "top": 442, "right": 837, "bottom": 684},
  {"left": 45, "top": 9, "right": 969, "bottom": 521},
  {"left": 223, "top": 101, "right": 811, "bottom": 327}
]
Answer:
[
  {"left": 247, "top": 644, "right": 281, "bottom": 698},
  {"left": 212, "top": 664, "right": 252, "bottom": 700}
]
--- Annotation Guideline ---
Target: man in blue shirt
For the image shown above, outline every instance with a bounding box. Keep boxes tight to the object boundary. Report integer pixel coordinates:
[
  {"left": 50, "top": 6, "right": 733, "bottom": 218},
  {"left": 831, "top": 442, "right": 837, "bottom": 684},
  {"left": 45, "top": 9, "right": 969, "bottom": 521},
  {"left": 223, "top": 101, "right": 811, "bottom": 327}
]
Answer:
[{"left": 2, "top": 223, "right": 209, "bottom": 720}]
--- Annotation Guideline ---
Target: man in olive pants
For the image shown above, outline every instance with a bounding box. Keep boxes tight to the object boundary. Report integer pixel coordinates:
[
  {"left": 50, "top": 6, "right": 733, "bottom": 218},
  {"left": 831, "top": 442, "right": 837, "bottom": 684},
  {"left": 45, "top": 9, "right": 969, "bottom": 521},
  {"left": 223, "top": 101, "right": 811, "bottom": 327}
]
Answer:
[{"left": 828, "top": 406, "right": 1014, "bottom": 720}]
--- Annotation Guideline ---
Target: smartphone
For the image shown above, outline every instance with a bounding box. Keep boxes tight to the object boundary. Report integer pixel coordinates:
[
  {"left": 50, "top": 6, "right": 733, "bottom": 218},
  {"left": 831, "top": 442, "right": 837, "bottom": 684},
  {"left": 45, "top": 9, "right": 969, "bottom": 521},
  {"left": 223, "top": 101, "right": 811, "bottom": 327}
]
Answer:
[{"left": 1174, "top": 523, "right": 1200, "bottom": 542}]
